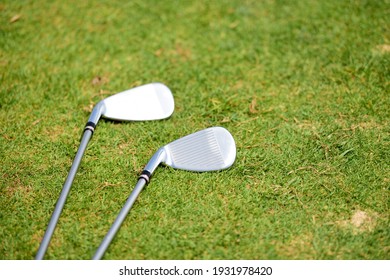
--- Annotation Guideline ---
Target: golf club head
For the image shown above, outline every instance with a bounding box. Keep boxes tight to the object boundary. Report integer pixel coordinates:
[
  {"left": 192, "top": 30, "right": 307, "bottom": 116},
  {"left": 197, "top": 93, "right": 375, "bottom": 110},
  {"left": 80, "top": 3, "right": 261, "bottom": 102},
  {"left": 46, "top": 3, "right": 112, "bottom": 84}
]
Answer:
[
  {"left": 140, "top": 127, "right": 236, "bottom": 183},
  {"left": 163, "top": 127, "right": 236, "bottom": 172},
  {"left": 101, "top": 83, "right": 174, "bottom": 121}
]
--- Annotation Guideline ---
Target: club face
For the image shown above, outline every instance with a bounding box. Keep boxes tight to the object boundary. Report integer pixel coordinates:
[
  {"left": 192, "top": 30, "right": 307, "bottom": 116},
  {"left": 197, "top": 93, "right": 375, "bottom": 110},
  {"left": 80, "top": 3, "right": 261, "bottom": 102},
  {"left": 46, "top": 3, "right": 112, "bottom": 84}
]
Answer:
[
  {"left": 101, "top": 83, "right": 174, "bottom": 121},
  {"left": 162, "top": 127, "right": 236, "bottom": 172}
]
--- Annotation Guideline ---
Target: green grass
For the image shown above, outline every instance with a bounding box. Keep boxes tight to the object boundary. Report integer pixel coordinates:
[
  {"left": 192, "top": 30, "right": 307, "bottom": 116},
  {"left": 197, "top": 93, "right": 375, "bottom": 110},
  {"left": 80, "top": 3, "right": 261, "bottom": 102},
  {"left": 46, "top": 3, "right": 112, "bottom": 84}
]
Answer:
[{"left": 0, "top": 0, "right": 389, "bottom": 260}]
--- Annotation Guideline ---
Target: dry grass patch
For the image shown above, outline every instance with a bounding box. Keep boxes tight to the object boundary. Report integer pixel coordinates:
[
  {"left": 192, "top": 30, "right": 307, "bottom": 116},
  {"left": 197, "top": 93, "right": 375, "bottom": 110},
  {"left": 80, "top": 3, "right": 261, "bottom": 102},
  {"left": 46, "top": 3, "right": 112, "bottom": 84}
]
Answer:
[{"left": 336, "top": 209, "right": 379, "bottom": 234}]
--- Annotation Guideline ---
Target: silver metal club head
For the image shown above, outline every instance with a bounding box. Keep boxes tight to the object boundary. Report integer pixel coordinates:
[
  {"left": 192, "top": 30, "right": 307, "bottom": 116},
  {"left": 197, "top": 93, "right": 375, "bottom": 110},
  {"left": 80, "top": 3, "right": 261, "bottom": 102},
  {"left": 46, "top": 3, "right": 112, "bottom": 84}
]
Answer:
[
  {"left": 87, "top": 83, "right": 174, "bottom": 126},
  {"left": 164, "top": 126, "right": 236, "bottom": 171},
  {"left": 141, "top": 127, "right": 236, "bottom": 181},
  {"left": 102, "top": 83, "right": 174, "bottom": 121}
]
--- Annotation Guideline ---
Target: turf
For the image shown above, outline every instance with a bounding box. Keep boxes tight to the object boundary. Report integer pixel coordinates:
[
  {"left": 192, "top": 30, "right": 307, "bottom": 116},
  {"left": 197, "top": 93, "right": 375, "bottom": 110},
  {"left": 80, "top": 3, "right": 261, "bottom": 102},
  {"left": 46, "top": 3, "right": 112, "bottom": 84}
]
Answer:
[{"left": 0, "top": 0, "right": 389, "bottom": 260}]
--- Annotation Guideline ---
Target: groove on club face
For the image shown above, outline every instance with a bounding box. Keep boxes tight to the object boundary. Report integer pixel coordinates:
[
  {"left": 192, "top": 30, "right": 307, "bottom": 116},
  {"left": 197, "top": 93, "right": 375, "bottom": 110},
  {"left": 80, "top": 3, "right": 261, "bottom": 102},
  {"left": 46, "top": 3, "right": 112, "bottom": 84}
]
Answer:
[{"left": 163, "top": 127, "right": 236, "bottom": 172}]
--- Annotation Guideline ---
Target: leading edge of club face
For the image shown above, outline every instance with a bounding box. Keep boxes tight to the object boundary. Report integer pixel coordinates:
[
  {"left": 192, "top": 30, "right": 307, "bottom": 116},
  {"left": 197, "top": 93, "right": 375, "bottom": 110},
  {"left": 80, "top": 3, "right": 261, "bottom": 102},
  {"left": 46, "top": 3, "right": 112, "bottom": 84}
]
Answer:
[
  {"left": 164, "top": 127, "right": 236, "bottom": 172},
  {"left": 89, "top": 83, "right": 174, "bottom": 124}
]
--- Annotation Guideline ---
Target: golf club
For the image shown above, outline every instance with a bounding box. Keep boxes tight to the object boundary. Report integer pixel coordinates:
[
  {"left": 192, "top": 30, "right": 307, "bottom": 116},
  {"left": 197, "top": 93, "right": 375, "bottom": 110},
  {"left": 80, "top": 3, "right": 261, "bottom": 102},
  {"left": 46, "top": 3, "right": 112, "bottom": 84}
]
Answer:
[
  {"left": 36, "top": 83, "right": 174, "bottom": 260},
  {"left": 92, "top": 126, "right": 236, "bottom": 259}
]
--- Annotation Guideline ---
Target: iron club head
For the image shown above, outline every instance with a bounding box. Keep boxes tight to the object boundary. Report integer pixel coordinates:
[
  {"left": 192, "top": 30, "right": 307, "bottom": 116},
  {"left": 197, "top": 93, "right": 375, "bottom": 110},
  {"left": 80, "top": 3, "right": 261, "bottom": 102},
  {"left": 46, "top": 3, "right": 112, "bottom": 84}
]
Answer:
[
  {"left": 101, "top": 83, "right": 174, "bottom": 121},
  {"left": 86, "top": 83, "right": 174, "bottom": 131},
  {"left": 140, "top": 127, "right": 236, "bottom": 182},
  {"left": 164, "top": 126, "right": 236, "bottom": 171}
]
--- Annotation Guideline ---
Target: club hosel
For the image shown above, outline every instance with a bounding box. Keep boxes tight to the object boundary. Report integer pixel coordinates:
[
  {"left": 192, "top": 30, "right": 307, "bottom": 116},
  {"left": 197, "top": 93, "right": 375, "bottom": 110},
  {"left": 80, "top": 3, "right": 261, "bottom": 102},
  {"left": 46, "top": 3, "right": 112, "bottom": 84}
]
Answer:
[
  {"left": 84, "top": 101, "right": 105, "bottom": 134},
  {"left": 139, "top": 148, "right": 166, "bottom": 183}
]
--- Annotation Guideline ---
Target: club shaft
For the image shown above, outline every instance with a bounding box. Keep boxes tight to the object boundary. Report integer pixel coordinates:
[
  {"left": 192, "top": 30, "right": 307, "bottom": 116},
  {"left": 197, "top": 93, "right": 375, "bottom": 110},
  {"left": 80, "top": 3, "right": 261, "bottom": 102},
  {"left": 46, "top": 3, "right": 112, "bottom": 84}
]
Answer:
[
  {"left": 92, "top": 178, "right": 147, "bottom": 260},
  {"left": 36, "top": 130, "right": 93, "bottom": 260}
]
